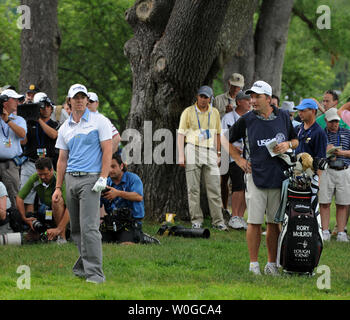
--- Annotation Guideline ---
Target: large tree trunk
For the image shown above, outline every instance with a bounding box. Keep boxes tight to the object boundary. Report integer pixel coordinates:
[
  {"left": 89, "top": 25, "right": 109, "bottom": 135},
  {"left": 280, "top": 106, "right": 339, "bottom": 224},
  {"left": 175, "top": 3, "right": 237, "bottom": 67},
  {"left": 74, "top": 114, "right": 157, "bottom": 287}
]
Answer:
[
  {"left": 19, "top": 0, "right": 60, "bottom": 103},
  {"left": 124, "top": 0, "right": 255, "bottom": 221},
  {"left": 224, "top": 0, "right": 294, "bottom": 96}
]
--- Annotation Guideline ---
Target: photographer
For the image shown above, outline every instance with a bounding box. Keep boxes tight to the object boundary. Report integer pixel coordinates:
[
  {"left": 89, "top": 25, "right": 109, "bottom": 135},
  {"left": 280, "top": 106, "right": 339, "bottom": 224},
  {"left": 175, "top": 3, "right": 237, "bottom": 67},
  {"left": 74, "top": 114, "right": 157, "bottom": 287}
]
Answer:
[
  {"left": 16, "top": 157, "right": 69, "bottom": 243},
  {"left": 0, "top": 89, "right": 27, "bottom": 209},
  {"left": 20, "top": 92, "right": 59, "bottom": 214},
  {"left": 100, "top": 153, "right": 145, "bottom": 243}
]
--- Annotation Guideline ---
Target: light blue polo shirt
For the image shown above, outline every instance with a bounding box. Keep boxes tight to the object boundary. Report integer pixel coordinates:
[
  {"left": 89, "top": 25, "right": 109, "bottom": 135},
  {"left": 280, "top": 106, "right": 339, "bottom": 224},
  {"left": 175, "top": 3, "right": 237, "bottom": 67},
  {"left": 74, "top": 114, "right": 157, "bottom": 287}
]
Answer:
[
  {"left": 0, "top": 115, "right": 27, "bottom": 160},
  {"left": 55, "top": 108, "right": 112, "bottom": 172}
]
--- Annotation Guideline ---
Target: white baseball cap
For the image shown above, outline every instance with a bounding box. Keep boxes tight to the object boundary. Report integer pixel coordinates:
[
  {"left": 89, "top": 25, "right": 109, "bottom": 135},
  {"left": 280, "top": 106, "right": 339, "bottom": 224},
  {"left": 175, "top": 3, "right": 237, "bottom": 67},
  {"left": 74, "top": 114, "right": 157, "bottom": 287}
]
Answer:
[
  {"left": 1, "top": 89, "right": 24, "bottom": 99},
  {"left": 88, "top": 92, "right": 99, "bottom": 102},
  {"left": 245, "top": 80, "right": 272, "bottom": 96},
  {"left": 325, "top": 107, "right": 340, "bottom": 122},
  {"left": 281, "top": 101, "right": 296, "bottom": 113},
  {"left": 67, "top": 84, "right": 88, "bottom": 98},
  {"left": 33, "top": 92, "right": 54, "bottom": 107},
  {"left": 33, "top": 92, "right": 48, "bottom": 103}
]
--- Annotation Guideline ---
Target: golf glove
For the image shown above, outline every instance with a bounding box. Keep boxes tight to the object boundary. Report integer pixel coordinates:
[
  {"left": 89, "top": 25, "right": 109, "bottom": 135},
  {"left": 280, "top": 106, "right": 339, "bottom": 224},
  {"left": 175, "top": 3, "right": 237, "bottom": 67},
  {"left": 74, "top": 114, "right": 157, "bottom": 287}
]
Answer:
[{"left": 92, "top": 177, "right": 107, "bottom": 192}]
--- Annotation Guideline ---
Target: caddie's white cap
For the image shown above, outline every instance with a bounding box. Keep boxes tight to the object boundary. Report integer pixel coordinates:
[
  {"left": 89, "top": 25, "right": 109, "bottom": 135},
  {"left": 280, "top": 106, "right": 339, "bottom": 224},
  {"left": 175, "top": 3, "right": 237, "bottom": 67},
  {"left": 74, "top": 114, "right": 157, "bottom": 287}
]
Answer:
[
  {"left": 67, "top": 84, "right": 88, "bottom": 98},
  {"left": 245, "top": 80, "right": 272, "bottom": 96},
  {"left": 88, "top": 92, "right": 99, "bottom": 102},
  {"left": 1, "top": 89, "right": 24, "bottom": 99}
]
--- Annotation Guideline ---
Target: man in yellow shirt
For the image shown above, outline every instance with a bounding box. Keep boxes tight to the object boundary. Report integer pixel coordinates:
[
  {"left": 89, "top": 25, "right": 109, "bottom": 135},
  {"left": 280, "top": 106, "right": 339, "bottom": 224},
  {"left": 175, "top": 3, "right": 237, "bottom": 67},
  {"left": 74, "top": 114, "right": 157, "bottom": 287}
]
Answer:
[{"left": 177, "top": 86, "right": 227, "bottom": 230}]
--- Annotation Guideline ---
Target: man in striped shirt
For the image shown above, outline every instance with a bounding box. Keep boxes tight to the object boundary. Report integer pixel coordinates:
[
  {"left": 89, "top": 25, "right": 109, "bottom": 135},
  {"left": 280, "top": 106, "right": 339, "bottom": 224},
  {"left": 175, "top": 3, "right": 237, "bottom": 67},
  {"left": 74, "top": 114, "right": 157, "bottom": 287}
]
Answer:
[{"left": 319, "top": 108, "right": 350, "bottom": 242}]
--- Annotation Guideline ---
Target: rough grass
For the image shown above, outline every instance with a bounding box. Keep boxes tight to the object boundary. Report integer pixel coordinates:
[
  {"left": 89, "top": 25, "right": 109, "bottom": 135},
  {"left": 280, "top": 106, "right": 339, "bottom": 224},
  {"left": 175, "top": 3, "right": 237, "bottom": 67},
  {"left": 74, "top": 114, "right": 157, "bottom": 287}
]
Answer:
[{"left": 0, "top": 206, "right": 349, "bottom": 301}]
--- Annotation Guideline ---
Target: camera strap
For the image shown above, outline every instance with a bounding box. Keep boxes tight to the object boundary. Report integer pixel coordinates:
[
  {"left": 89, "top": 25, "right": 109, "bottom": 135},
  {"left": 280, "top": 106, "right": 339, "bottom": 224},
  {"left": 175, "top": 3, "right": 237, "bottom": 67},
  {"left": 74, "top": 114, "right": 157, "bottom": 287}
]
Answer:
[{"left": 1, "top": 120, "right": 10, "bottom": 139}]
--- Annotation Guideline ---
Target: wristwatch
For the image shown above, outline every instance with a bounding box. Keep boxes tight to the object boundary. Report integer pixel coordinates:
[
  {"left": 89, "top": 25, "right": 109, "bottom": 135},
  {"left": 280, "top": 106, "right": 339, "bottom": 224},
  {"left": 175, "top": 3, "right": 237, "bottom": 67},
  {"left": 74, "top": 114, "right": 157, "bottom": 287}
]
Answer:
[
  {"left": 289, "top": 141, "right": 293, "bottom": 149},
  {"left": 5, "top": 119, "right": 11, "bottom": 124}
]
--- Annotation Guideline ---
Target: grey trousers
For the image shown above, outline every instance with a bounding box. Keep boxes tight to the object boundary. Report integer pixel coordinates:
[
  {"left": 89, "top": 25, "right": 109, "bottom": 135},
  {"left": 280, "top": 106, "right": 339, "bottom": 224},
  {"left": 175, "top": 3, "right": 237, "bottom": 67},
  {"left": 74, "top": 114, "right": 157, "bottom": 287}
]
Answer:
[{"left": 65, "top": 173, "right": 105, "bottom": 283}]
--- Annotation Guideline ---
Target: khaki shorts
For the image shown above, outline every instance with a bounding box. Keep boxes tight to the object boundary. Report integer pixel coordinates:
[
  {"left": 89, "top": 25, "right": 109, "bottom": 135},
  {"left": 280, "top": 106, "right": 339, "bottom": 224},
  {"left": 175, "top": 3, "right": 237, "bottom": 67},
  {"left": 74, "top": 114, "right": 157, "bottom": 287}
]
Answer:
[
  {"left": 245, "top": 173, "right": 281, "bottom": 224},
  {"left": 319, "top": 167, "right": 350, "bottom": 205}
]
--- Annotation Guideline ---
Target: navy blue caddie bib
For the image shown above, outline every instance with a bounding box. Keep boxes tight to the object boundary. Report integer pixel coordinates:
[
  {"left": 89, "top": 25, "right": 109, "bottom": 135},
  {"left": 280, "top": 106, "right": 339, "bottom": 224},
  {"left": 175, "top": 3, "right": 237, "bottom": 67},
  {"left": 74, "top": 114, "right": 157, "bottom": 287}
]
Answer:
[{"left": 244, "top": 109, "right": 290, "bottom": 188}]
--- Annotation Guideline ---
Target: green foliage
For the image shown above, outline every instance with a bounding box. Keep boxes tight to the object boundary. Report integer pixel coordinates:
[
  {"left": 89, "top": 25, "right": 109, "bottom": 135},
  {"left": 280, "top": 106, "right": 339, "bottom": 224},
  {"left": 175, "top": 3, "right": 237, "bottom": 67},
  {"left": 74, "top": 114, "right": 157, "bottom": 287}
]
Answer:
[
  {"left": 57, "top": 0, "right": 134, "bottom": 131},
  {"left": 282, "top": 0, "right": 350, "bottom": 104},
  {"left": 0, "top": 0, "right": 20, "bottom": 90},
  {"left": 282, "top": 16, "right": 335, "bottom": 103},
  {"left": 340, "top": 82, "right": 350, "bottom": 103}
]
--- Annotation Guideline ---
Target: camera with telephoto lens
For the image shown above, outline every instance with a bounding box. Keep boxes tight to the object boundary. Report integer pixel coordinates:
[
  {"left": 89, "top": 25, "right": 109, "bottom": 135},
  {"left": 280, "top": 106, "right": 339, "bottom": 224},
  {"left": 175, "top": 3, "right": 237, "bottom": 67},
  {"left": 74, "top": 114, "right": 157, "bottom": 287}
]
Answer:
[
  {"left": 100, "top": 207, "right": 133, "bottom": 233},
  {"left": 32, "top": 220, "right": 48, "bottom": 242},
  {"left": 0, "top": 94, "right": 9, "bottom": 114}
]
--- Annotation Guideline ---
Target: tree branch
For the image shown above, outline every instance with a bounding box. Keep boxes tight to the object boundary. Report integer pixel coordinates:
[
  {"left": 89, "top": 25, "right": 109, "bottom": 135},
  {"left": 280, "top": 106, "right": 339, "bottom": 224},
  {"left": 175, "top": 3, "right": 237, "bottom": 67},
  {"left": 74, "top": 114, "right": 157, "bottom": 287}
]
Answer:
[{"left": 292, "top": 6, "right": 336, "bottom": 57}]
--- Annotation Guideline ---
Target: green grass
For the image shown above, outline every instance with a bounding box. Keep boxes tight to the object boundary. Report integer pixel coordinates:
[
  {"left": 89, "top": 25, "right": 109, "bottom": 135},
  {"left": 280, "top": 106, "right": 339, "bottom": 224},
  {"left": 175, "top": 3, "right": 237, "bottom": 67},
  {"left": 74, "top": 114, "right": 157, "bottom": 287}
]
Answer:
[{"left": 0, "top": 205, "right": 349, "bottom": 300}]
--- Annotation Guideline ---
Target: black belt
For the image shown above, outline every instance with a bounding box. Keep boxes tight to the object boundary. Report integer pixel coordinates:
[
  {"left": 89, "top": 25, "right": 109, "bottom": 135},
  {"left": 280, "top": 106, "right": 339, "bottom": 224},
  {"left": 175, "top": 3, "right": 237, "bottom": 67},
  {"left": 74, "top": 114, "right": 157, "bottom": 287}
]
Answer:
[{"left": 329, "top": 165, "right": 349, "bottom": 171}]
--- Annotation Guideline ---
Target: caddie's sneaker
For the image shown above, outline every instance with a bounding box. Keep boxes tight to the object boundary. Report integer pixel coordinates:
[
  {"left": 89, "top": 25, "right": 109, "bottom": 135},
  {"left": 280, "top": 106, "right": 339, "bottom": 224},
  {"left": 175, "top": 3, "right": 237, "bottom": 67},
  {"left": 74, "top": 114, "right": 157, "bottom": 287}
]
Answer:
[
  {"left": 264, "top": 263, "right": 280, "bottom": 276},
  {"left": 192, "top": 223, "right": 202, "bottom": 229},
  {"left": 228, "top": 216, "right": 244, "bottom": 230},
  {"left": 322, "top": 230, "right": 331, "bottom": 241},
  {"left": 249, "top": 262, "right": 261, "bottom": 275},
  {"left": 212, "top": 223, "right": 228, "bottom": 231},
  {"left": 240, "top": 217, "right": 248, "bottom": 230},
  {"left": 336, "top": 232, "right": 349, "bottom": 242}
]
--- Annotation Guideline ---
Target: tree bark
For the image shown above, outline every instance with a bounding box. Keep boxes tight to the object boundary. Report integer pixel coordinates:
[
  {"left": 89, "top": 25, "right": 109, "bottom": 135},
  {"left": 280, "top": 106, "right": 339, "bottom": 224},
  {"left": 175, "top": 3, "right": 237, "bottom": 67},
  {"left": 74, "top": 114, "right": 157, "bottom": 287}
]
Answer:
[
  {"left": 19, "top": 0, "right": 60, "bottom": 103},
  {"left": 224, "top": 0, "right": 294, "bottom": 96},
  {"left": 124, "top": 0, "right": 255, "bottom": 220}
]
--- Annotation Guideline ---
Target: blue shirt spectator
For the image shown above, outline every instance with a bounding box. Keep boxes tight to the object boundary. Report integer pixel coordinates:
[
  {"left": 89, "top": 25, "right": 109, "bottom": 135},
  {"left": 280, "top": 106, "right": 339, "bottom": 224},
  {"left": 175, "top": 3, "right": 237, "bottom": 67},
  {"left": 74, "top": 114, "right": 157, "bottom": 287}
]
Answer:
[
  {"left": 294, "top": 99, "right": 328, "bottom": 159},
  {"left": 295, "top": 122, "right": 328, "bottom": 159},
  {"left": 100, "top": 154, "right": 144, "bottom": 220}
]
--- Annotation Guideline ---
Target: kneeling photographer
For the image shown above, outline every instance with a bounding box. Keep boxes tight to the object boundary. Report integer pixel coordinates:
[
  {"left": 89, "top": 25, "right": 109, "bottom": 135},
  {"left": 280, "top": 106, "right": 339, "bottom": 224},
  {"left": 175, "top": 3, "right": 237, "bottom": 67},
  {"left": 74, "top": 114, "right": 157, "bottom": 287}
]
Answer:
[
  {"left": 100, "top": 153, "right": 158, "bottom": 244},
  {"left": 16, "top": 157, "right": 69, "bottom": 243}
]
